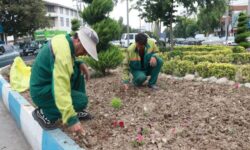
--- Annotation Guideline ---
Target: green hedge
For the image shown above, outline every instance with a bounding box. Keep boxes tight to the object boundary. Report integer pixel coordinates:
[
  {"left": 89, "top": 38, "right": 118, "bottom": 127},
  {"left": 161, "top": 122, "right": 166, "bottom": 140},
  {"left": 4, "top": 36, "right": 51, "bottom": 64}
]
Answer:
[
  {"left": 238, "top": 65, "right": 250, "bottom": 82},
  {"left": 232, "top": 46, "right": 246, "bottom": 53},
  {"left": 162, "top": 59, "right": 195, "bottom": 77},
  {"left": 175, "top": 45, "right": 231, "bottom": 52},
  {"left": 196, "top": 62, "right": 236, "bottom": 80},
  {"left": 183, "top": 49, "right": 232, "bottom": 56},
  {"left": 231, "top": 53, "right": 250, "bottom": 64},
  {"left": 183, "top": 54, "right": 233, "bottom": 64}
]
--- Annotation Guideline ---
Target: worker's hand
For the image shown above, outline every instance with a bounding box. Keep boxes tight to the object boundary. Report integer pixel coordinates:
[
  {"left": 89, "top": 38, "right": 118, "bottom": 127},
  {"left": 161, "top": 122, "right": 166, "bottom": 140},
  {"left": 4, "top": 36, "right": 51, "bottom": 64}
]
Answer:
[
  {"left": 150, "top": 57, "right": 157, "bottom": 67},
  {"left": 123, "top": 84, "right": 129, "bottom": 91},
  {"left": 69, "top": 122, "right": 84, "bottom": 134},
  {"left": 79, "top": 63, "right": 90, "bottom": 81}
]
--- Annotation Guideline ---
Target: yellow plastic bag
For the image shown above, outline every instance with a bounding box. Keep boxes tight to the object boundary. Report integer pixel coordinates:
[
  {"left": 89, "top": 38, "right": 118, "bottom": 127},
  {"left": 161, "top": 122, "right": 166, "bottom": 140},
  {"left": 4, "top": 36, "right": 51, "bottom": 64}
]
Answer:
[{"left": 10, "top": 57, "right": 31, "bottom": 92}]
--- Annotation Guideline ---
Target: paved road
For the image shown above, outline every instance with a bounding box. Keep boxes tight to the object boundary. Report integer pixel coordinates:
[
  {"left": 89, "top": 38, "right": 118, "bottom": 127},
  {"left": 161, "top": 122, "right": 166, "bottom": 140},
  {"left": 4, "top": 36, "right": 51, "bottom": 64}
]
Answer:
[
  {"left": 22, "top": 55, "right": 35, "bottom": 62},
  {"left": 0, "top": 102, "right": 31, "bottom": 150}
]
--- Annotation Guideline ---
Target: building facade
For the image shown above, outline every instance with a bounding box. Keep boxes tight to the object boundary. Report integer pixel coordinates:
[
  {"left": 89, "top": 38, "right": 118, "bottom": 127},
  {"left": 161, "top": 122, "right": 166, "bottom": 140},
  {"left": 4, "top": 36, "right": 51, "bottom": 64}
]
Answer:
[{"left": 44, "top": 0, "right": 81, "bottom": 33}]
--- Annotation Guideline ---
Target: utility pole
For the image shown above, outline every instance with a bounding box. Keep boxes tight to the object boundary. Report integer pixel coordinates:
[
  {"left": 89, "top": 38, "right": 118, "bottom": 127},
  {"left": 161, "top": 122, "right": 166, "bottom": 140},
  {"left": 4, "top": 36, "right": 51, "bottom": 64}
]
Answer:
[
  {"left": 126, "top": 0, "right": 130, "bottom": 47},
  {"left": 248, "top": 0, "right": 250, "bottom": 16},
  {"left": 225, "top": 0, "right": 230, "bottom": 42}
]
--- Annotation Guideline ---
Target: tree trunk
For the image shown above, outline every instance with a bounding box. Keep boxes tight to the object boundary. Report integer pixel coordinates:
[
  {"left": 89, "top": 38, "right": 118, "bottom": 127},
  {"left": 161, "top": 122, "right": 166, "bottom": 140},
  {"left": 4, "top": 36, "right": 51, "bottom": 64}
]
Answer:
[
  {"left": 13, "top": 34, "right": 17, "bottom": 44},
  {"left": 170, "top": 14, "right": 174, "bottom": 51}
]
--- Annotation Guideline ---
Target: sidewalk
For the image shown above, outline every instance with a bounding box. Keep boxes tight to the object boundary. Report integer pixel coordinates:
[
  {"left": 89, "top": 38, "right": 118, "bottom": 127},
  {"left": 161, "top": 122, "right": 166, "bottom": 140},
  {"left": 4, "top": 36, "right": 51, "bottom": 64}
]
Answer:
[{"left": 0, "top": 101, "right": 31, "bottom": 150}]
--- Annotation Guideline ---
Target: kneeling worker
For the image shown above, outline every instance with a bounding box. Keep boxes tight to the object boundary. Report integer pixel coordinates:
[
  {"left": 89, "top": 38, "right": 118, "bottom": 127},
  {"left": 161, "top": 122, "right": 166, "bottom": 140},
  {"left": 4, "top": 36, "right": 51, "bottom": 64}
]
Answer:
[{"left": 30, "top": 26, "right": 99, "bottom": 133}]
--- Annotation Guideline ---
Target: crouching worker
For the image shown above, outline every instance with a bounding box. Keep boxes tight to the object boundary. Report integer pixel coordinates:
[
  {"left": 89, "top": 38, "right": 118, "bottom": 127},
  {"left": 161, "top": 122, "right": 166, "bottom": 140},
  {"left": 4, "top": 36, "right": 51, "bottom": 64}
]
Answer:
[
  {"left": 122, "top": 33, "right": 163, "bottom": 91},
  {"left": 30, "top": 26, "right": 99, "bottom": 133}
]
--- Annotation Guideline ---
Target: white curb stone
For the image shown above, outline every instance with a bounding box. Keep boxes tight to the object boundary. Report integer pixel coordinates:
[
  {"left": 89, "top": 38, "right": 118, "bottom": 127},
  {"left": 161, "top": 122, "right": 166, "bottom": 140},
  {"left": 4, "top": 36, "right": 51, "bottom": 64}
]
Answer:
[
  {"left": 184, "top": 74, "right": 195, "bottom": 81},
  {"left": 216, "top": 78, "right": 229, "bottom": 85}
]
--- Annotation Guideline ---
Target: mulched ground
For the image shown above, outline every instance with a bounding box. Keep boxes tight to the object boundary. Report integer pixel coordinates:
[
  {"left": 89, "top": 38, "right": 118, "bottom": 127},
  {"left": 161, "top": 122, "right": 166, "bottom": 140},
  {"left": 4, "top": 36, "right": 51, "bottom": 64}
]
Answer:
[
  {"left": 64, "top": 71, "right": 250, "bottom": 150},
  {"left": 2, "top": 68, "right": 250, "bottom": 150}
]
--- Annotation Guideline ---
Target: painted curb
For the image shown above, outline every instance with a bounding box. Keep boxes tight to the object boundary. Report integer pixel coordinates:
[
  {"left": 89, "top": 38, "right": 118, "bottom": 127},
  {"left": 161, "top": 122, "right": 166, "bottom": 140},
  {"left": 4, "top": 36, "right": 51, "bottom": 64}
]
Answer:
[{"left": 0, "top": 75, "right": 84, "bottom": 150}]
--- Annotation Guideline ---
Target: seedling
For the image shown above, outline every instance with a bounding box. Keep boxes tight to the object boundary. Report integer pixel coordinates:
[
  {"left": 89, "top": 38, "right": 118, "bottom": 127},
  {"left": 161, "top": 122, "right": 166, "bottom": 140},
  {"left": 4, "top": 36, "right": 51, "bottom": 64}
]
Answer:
[{"left": 111, "top": 97, "right": 122, "bottom": 109}]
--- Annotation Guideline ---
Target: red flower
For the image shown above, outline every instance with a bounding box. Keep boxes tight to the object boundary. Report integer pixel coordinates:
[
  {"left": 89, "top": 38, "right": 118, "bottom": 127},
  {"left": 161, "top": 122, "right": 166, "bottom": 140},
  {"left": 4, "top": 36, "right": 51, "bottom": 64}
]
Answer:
[
  {"left": 113, "top": 121, "right": 118, "bottom": 127},
  {"left": 119, "top": 121, "right": 124, "bottom": 128},
  {"left": 136, "top": 134, "right": 144, "bottom": 143},
  {"left": 234, "top": 83, "right": 240, "bottom": 89}
]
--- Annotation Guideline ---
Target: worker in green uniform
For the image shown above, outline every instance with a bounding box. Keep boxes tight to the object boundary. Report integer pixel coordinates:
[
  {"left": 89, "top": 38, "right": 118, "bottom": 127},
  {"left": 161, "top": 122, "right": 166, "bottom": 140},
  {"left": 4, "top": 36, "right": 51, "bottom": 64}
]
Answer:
[
  {"left": 30, "top": 26, "right": 99, "bottom": 133},
  {"left": 122, "top": 33, "right": 163, "bottom": 90}
]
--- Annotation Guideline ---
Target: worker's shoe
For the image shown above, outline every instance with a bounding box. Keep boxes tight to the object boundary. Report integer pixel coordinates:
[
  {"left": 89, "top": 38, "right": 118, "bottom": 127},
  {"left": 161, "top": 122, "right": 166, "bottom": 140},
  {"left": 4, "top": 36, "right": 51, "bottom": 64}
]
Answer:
[
  {"left": 77, "top": 110, "right": 93, "bottom": 121},
  {"left": 32, "top": 108, "right": 57, "bottom": 130},
  {"left": 148, "top": 84, "right": 160, "bottom": 90}
]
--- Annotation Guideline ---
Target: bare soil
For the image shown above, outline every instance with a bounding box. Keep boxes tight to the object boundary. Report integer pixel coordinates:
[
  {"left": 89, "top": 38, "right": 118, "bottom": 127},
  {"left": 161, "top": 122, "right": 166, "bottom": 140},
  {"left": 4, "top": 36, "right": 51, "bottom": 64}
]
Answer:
[
  {"left": 64, "top": 72, "right": 250, "bottom": 150},
  {"left": 2, "top": 69, "right": 250, "bottom": 150}
]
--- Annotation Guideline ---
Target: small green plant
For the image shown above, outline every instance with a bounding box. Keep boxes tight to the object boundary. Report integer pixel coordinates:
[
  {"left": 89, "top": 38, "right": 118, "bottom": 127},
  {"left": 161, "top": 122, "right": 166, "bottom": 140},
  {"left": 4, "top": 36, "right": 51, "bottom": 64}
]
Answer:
[{"left": 111, "top": 97, "right": 122, "bottom": 109}]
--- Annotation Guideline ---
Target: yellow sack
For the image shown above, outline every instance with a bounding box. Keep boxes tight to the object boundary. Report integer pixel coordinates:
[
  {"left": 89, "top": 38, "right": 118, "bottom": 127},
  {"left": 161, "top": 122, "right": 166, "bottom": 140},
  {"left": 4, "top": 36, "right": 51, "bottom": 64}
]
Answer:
[{"left": 10, "top": 57, "right": 31, "bottom": 92}]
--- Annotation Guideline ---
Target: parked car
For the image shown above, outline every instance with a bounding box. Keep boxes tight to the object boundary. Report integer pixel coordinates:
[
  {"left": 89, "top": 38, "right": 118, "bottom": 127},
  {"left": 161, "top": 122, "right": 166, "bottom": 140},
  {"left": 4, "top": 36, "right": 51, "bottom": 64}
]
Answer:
[
  {"left": 120, "top": 33, "right": 157, "bottom": 47},
  {"left": 24, "top": 41, "right": 39, "bottom": 56},
  {"left": 202, "top": 36, "right": 223, "bottom": 45},
  {"left": 110, "top": 40, "right": 121, "bottom": 46},
  {"left": 0, "top": 45, "right": 20, "bottom": 68},
  {"left": 222, "top": 36, "right": 238, "bottom": 46}
]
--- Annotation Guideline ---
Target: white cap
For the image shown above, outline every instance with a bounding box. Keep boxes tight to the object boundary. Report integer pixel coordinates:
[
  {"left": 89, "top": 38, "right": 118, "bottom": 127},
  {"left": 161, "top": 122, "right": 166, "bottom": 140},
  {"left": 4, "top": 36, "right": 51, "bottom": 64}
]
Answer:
[{"left": 77, "top": 26, "right": 99, "bottom": 61}]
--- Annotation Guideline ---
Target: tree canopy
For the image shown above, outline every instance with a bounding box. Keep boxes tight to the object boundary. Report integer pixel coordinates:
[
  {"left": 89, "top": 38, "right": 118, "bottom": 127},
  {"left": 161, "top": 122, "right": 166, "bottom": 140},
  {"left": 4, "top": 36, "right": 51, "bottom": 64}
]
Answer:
[{"left": 0, "top": 0, "right": 49, "bottom": 38}]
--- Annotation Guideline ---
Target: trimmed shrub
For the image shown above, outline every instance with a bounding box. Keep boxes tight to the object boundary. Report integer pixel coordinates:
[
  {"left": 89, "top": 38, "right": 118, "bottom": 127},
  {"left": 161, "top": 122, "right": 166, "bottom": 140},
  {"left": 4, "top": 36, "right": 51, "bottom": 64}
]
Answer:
[
  {"left": 175, "top": 45, "right": 231, "bottom": 52},
  {"left": 232, "top": 46, "right": 246, "bottom": 53},
  {"left": 196, "top": 62, "right": 211, "bottom": 78},
  {"left": 183, "top": 49, "right": 232, "bottom": 56},
  {"left": 183, "top": 54, "right": 233, "bottom": 64},
  {"left": 235, "top": 12, "right": 250, "bottom": 48},
  {"left": 239, "top": 42, "right": 250, "bottom": 49},
  {"left": 84, "top": 46, "right": 124, "bottom": 75},
  {"left": 168, "top": 50, "right": 183, "bottom": 59},
  {"left": 231, "top": 53, "right": 250, "bottom": 64},
  {"left": 238, "top": 65, "right": 250, "bottom": 82},
  {"left": 161, "top": 59, "right": 178, "bottom": 75},
  {"left": 173, "top": 60, "right": 195, "bottom": 77},
  {"left": 161, "top": 59, "right": 194, "bottom": 77},
  {"left": 158, "top": 52, "right": 169, "bottom": 61},
  {"left": 196, "top": 62, "right": 236, "bottom": 80},
  {"left": 208, "top": 63, "right": 236, "bottom": 80}
]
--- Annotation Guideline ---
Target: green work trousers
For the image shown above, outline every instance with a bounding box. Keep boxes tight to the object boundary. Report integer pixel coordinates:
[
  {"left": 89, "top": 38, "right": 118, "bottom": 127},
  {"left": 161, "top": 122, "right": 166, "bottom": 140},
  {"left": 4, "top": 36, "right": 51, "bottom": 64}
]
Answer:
[
  {"left": 132, "top": 56, "right": 163, "bottom": 86},
  {"left": 31, "top": 63, "right": 88, "bottom": 122}
]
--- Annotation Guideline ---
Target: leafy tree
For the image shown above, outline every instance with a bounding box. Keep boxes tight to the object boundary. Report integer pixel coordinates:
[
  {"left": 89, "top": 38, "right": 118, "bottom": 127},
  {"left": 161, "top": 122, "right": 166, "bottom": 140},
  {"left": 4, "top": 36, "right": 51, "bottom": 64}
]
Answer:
[
  {"left": 197, "top": 0, "right": 226, "bottom": 35},
  {"left": 81, "top": 0, "right": 121, "bottom": 50},
  {"left": 0, "top": 0, "right": 49, "bottom": 40},
  {"left": 136, "top": 0, "right": 227, "bottom": 50},
  {"left": 235, "top": 12, "right": 250, "bottom": 48},
  {"left": 71, "top": 18, "right": 80, "bottom": 35},
  {"left": 174, "top": 16, "right": 198, "bottom": 38}
]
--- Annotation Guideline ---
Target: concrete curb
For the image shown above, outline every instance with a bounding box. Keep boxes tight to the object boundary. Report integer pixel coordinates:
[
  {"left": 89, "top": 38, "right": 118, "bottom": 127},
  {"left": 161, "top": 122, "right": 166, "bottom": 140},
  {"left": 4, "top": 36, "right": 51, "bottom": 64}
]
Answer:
[{"left": 0, "top": 75, "right": 84, "bottom": 150}]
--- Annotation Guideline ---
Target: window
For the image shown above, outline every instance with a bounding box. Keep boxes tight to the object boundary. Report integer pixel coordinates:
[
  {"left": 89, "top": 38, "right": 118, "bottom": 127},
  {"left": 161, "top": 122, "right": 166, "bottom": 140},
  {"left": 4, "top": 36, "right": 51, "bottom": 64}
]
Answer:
[
  {"left": 47, "top": 5, "right": 55, "bottom": 12},
  {"left": 71, "top": 10, "right": 73, "bottom": 16},
  {"left": 60, "top": 17, "right": 64, "bottom": 26},
  {"left": 50, "top": 19, "right": 56, "bottom": 27},
  {"left": 66, "top": 18, "right": 69, "bottom": 27},
  {"left": 60, "top": 7, "right": 63, "bottom": 14},
  {"left": 66, "top": 9, "right": 69, "bottom": 15}
]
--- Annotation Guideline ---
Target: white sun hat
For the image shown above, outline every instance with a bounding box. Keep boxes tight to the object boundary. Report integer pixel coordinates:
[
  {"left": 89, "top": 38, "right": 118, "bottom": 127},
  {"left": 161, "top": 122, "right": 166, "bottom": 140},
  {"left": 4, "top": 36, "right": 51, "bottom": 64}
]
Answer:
[{"left": 77, "top": 26, "right": 99, "bottom": 61}]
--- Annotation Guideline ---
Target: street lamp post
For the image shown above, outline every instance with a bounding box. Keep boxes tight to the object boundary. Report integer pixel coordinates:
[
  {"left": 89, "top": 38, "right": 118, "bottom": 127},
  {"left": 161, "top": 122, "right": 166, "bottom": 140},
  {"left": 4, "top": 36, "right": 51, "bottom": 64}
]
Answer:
[
  {"left": 225, "top": 0, "right": 230, "bottom": 42},
  {"left": 126, "top": 0, "right": 130, "bottom": 47},
  {"left": 248, "top": 0, "right": 250, "bottom": 16}
]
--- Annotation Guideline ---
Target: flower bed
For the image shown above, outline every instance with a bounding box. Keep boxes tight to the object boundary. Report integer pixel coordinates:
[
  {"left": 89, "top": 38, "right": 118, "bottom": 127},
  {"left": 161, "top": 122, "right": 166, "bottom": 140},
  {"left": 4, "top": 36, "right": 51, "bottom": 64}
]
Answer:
[{"left": 160, "top": 46, "right": 250, "bottom": 83}]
